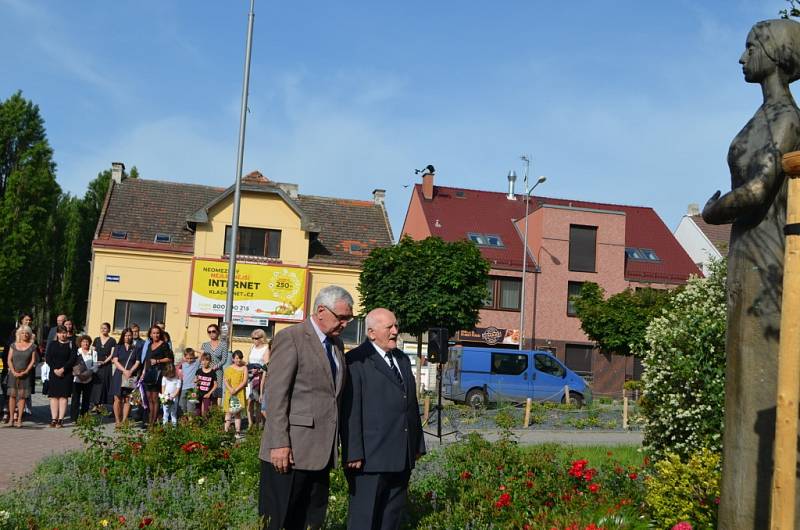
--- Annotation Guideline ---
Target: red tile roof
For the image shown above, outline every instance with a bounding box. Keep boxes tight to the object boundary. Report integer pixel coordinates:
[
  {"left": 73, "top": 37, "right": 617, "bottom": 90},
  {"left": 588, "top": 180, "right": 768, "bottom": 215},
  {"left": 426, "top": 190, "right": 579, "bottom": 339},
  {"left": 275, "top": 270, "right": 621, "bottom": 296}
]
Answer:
[
  {"left": 94, "top": 177, "right": 393, "bottom": 266},
  {"left": 406, "top": 184, "right": 700, "bottom": 284}
]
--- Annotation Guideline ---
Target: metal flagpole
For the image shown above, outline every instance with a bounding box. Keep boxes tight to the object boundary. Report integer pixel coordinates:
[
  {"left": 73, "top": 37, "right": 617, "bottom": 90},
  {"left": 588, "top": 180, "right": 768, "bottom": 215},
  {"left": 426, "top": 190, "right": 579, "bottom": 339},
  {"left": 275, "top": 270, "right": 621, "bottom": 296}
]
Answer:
[{"left": 224, "top": 0, "right": 256, "bottom": 340}]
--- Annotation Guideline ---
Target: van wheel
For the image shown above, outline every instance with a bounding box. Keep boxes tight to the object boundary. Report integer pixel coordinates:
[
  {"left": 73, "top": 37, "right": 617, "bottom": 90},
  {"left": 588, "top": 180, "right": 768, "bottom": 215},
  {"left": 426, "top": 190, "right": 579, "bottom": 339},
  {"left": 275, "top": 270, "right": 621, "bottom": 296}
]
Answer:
[
  {"left": 562, "top": 392, "right": 584, "bottom": 408},
  {"left": 466, "top": 389, "right": 487, "bottom": 409}
]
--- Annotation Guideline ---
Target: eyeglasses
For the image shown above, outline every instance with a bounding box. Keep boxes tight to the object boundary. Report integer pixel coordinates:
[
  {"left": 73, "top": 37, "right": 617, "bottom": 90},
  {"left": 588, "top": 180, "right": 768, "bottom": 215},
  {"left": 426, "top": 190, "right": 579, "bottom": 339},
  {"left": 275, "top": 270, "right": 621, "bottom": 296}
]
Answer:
[
  {"left": 323, "top": 305, "right": 353, "bottom": 323},
  {"left": 207, "top": 329, "right": 218, "bottom": 335}
]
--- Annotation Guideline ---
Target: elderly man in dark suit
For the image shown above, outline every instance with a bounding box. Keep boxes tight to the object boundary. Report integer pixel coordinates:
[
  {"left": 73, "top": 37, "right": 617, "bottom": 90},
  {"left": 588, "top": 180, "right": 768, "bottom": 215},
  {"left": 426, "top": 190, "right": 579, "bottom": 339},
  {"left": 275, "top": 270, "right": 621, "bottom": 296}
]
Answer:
[
  {"left": 341, "top": 308, "right": 426, "bottom": 530},
  {"left": 259, "top": 285, "right": 353, "bottom": 530}
]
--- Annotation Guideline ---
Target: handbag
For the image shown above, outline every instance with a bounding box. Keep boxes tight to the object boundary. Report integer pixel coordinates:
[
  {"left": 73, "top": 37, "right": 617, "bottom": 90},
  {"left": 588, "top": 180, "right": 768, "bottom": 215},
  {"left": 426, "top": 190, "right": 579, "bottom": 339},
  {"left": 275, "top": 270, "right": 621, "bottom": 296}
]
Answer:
[
  {"left": 73, "top": 357, "right": 94, "bottom": 384},
  {"left": 142, "top": 365, "right": 159, "bottom": 386},
  {"left": 120, "top": 348, "right": 137, "bottom": 389}
]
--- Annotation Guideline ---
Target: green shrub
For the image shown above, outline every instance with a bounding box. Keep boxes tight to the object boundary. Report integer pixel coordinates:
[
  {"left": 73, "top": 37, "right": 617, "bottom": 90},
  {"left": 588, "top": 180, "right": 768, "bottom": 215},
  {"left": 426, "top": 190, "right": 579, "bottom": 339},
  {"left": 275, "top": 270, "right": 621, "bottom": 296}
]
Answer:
[
  {"left": 623, "top": 380, "right": 643, "bottom": 393},
  {"left": 640, "top": 259, "right": 726, "bottom": 461},
  {"left": 645, "top": 448, "right": 720, "bottom": 529}
]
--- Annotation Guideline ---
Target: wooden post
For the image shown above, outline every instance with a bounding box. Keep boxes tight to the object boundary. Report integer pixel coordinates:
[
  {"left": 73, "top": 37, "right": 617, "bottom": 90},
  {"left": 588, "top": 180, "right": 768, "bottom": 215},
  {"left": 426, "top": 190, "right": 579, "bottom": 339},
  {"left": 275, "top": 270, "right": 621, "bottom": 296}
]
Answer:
[
  {"left": 564, "top": 385, "right": 571, "bottom": 406},
  {"left": 523, "top": 398, "right": 532, "bottom": 428},
  {"left": 623, "top": 390, "right": 629, "bottom": 430},
  {"left": 770, "top": 151, "right": 800, "bottom": 530},
  {"left": 423, "top": 396, "right": 431, "bottom": 424}
]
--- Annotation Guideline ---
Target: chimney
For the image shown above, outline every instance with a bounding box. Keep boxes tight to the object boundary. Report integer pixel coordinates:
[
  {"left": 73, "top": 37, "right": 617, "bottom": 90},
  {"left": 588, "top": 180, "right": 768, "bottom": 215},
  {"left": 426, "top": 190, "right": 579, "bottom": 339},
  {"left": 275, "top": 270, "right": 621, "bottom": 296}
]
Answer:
[
  {"left": 687, "top": 203, "right": 700, "bottom": 216},
  {"left": 421, "top": 165, "right": 435, "bottom": 200},
  {"left": 372, "top": 188, "right": 386, "bottom": 205},
  {"left": 111, "top": 162, "right": 125, "bottom": 184},
  {"left": 507, "top": 170, "right": 517, "bottom": 200},
  {"left": 276, "top": 182, "right": 299, "bottom": 199}
]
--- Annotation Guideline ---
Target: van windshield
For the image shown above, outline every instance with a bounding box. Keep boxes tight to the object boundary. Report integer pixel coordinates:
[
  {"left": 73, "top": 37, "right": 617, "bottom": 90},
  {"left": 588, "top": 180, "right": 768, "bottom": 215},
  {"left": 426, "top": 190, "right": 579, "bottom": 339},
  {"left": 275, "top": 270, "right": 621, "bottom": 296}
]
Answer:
[{"left": 535, "top": 354, "right": 566, "bottom": 378}]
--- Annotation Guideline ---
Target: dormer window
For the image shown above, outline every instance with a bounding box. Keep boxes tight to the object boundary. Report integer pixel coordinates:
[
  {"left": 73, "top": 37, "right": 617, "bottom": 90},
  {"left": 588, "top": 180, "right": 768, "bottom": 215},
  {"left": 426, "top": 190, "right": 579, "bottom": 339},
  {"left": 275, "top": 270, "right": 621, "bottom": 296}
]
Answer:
[
  {"left": 468, "top": 232, "right": 504, "bottom": 247},
  {"left": 626, "top": 247, "right": 660, "bottom": 262},
  {"left": 111, "top": 230, "right": 128, "bottom": 240},
  {"left": 154, "top": 233, "right": 171, "bottom": 244},
  {"left": 640, "top": 248, "right": 660, "bottom": 261},
  {"left": 625, "top": 247, "right": 644, "bottom": 260}
]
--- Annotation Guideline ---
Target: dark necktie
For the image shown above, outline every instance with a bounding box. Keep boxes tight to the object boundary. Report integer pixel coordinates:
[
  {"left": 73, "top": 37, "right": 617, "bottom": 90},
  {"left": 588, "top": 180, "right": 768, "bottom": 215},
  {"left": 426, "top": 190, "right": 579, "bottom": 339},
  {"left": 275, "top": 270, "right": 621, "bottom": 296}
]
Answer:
[
  {"left": 324, "top": 337, "right": 337, "bottom": 384},
  {"left": 386, "top": 351, "right": 403, "bottom": 384}
]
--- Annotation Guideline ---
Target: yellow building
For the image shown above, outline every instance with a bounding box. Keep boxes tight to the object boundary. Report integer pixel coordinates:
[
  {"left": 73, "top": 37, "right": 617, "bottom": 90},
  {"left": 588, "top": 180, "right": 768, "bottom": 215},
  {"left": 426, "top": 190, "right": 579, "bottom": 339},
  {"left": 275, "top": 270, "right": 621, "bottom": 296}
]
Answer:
[{"left": 86, "top": 165, "right": 393, "bottom": 352}]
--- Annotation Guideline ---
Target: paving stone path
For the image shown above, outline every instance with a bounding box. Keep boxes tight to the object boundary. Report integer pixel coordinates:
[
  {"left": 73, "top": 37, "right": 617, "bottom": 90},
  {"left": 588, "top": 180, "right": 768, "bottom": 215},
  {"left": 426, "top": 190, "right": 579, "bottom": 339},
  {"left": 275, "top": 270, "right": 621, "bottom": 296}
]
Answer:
[{"left": 0, "top": 384, "right": 113, "bottom": 491}]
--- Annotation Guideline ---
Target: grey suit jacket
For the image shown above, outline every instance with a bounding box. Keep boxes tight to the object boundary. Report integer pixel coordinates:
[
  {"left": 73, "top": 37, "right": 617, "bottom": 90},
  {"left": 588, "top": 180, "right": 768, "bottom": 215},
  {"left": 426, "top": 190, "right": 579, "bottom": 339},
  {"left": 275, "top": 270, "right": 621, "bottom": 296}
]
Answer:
[{"left": 259, "top": 318, "right": 346, "bottom": 470}]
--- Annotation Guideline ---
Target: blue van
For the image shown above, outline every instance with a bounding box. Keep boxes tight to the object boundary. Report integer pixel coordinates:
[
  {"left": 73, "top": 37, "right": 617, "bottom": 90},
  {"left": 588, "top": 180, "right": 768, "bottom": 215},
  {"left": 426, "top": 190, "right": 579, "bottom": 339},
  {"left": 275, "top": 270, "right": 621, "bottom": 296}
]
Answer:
[{"left": 442, "top": 346, "right": 591, "bottom": 408}]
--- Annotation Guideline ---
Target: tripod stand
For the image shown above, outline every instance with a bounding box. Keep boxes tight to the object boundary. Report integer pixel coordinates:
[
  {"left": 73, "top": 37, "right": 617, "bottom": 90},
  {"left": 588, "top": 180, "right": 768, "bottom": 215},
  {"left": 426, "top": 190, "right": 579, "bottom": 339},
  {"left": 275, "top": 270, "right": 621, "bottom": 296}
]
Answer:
[{"left": 423, "top": 363, "right": 456, "bottom": 444}]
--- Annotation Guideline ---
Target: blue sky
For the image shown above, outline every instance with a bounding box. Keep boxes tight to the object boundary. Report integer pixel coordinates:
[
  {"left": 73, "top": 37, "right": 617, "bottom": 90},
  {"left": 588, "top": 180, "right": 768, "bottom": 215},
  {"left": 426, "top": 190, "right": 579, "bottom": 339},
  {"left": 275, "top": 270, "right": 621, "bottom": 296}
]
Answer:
[{"left": 0, "top": 0, "right": 789, "bottom": 238}]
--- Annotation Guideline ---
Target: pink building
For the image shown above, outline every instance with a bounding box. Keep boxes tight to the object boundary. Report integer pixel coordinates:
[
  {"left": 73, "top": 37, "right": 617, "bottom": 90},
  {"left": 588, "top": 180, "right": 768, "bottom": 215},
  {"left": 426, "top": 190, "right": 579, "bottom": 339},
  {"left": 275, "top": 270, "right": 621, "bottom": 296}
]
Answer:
[{"left": 401, "top": 172, "right": 701, "bottom": 395}]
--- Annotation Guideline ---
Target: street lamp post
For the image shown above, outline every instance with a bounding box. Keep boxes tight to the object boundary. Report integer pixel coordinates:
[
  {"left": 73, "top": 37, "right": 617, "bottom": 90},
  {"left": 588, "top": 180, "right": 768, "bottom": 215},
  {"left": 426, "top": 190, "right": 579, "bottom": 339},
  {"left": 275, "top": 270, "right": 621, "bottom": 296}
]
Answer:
[
  {"left": 224, "top": 0, "right": 256, "bottom": 340},
  {"left": 514, "top": 156, "right": 546, "bottom": 351}
]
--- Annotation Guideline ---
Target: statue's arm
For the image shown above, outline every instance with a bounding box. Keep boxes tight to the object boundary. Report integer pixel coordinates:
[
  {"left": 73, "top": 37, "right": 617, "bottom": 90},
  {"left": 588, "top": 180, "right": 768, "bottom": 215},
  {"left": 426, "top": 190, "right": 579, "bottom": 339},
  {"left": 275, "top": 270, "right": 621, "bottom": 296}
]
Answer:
[
  {"left": 702, "top": 168, "right": 774, "bottom": 225},
  {"left": 703, "top": 119, "right": 796, "bottom": 224}
]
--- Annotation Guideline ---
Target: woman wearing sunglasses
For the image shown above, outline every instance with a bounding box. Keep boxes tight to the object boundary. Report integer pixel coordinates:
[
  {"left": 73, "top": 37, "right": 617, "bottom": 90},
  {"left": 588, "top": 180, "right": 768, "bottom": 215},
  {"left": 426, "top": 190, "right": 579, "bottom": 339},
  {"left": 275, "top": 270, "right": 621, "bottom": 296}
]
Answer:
[{"left": 201, "top": 324, "right": 228, "bottom": 406}]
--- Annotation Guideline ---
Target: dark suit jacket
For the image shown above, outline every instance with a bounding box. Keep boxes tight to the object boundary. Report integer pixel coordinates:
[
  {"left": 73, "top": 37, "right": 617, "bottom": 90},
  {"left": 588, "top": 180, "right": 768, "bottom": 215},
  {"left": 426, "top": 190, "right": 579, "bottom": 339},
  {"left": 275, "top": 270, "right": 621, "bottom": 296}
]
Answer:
[
  {"left": 259, "top": 319, "right": 346, "bottom": 471},
  {"left": 341, "top": 341, "right": 426, "bottom": 473}
]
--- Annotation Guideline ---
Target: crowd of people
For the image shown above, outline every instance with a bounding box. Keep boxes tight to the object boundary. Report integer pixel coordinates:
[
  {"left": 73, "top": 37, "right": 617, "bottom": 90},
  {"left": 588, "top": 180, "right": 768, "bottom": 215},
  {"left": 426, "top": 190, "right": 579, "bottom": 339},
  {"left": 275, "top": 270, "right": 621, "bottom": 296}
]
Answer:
[
  {"left": 2, "top": 285, "right": 425, "bottom": 529},
  {"left": 0, "top": 314, "right": 271, "bottom": 434}
]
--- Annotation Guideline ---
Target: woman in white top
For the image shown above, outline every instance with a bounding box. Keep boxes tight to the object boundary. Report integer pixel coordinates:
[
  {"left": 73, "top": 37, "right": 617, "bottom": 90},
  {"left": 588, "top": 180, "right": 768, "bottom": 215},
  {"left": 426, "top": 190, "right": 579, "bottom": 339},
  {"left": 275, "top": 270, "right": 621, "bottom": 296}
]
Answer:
[
  {"left": 246, "top": 328, "right": 269, "bottom": 429},
  {"left": 71, "top": 335, "right": 96, "bottom": 421}
]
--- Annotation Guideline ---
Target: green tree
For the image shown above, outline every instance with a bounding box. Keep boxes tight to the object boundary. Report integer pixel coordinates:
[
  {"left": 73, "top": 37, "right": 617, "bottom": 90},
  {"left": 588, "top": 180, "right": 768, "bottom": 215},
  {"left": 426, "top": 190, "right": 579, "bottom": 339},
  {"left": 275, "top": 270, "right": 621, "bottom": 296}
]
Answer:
[
  {"left": 572, "top": 282, "right": 674, "bottom": 356},
  {"left": 56, "top": 195, "right": 86, "bottom": 326},
  {"left": 58, "top": 165, "right": 138, "bottom": 329},
  {"left": 780, "top": 0, "right": 800, "bottom": 18},
  {"left": 358, "top": 236, "right": 490, "bottom": 391},
  {"left": 0, "top": 92, "right": 61, "bottom": 324}
]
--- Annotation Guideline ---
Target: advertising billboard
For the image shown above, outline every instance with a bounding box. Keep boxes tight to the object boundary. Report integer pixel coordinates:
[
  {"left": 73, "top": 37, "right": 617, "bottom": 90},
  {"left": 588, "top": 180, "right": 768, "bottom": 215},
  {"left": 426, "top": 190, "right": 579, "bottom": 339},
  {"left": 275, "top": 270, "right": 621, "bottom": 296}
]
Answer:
[
  {"left": 456, "top": 326, "right": 520, "bottom": 346},
  {"left": 189, "top": 258, "right": 307, "bottom": 322}
]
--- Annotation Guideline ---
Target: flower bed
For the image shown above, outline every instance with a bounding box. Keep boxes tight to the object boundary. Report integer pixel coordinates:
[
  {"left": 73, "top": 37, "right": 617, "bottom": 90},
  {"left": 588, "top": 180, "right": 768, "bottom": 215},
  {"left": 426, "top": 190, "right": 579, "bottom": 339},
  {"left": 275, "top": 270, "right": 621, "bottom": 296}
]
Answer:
[
  {"left": 407, "top": 434, "right": 647, "bottom": 529},
  {"left": 0, "top": 414, "right": 660, "bottom": 529}
]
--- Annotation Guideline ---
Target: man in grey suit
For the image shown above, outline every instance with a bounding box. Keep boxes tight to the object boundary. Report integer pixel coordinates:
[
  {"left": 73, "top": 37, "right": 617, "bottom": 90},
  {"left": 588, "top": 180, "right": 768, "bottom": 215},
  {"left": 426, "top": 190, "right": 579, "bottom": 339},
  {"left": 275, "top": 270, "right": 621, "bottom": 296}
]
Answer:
[
  {"left": 46, "top": 314, "right": 66, "bottom": 343},
  {"left": 341, "top": 308, "right": 426, "bottom": 530},
  {"left": 259, "top": 285, "right": 353, "bottom": 530}
]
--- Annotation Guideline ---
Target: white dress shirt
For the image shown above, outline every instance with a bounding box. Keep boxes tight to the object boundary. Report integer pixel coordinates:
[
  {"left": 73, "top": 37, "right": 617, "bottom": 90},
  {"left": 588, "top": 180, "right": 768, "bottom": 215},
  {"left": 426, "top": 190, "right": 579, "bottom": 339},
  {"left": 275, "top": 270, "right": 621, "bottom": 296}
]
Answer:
[{"left": 370, "top": 342, "right": 402, "bottom": 381}]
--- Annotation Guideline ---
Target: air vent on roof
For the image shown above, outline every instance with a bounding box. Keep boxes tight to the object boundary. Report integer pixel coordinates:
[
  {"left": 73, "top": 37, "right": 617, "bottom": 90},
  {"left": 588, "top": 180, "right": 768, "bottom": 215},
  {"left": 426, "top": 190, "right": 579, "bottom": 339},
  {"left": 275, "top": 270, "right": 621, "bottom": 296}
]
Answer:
[
  {"left": 110, "top": 230, "right": 128, "bottom": 240},
  {"left": 154, "top": 233, "right": 172, "bottom": 244}
]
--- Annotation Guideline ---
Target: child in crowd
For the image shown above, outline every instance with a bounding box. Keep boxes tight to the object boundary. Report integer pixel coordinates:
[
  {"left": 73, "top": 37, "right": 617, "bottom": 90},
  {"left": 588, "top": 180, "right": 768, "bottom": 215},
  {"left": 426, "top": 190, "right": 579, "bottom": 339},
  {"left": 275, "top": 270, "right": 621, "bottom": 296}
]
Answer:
[
  {"left": 178, "top": 348, "right": 199, "bottom": 417},
  {"left": 160, "top": 363, "right": 181, "bottom": 426},
  {"left": 195, "top": 352, "right": 217, "bottom": 417},
  {"left": 223, "top": 350, "right": 247, "bottom": 438}
]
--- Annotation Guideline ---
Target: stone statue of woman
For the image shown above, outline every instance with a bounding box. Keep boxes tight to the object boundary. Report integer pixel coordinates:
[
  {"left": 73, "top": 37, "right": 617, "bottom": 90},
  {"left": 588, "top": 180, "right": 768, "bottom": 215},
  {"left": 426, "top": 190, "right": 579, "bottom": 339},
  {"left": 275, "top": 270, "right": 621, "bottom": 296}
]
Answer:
[{"left": 702, "top": 19, "right": 800, "bottom": 529}]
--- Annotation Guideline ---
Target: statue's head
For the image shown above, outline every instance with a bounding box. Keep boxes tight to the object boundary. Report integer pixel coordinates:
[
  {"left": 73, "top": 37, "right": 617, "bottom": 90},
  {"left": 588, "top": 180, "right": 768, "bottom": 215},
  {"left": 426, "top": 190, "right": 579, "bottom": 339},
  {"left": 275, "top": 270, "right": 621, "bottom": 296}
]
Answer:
[{"left": 742, "top": 19, "right": 800, "bottom": 84}]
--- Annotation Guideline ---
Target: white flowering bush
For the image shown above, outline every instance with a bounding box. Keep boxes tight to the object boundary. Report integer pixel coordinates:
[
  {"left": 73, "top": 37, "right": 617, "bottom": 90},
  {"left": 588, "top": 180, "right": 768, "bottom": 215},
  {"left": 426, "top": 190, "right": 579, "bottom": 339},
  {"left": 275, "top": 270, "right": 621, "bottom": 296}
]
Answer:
[{"left": 640, "top": 259, "right": 726, "bottom": 461}]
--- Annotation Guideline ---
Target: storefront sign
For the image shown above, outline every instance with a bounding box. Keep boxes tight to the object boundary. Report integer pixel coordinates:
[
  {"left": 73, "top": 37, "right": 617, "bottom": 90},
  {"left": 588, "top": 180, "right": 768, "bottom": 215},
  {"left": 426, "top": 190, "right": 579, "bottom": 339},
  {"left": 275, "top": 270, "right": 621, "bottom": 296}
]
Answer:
[
  {"left": 105, "top": 274, "right": 121, "bottom": 282},
  {"left": 189, "top": 258, "right": 307, "bottom": 322},
  {"left": 457, "top": 326, "right": 520, "bottom": 346}
]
